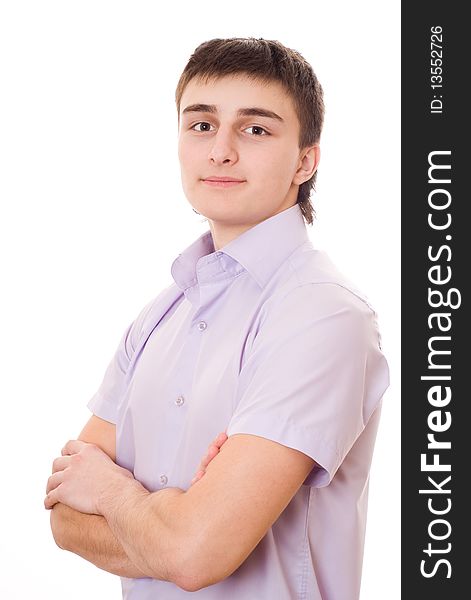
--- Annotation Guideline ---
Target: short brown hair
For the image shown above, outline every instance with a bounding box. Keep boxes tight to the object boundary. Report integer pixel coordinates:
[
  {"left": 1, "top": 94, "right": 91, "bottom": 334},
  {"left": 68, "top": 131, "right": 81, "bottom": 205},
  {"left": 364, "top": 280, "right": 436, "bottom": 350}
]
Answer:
[{"left": 175, "top": 37, "right": 325, "bottom": 226}]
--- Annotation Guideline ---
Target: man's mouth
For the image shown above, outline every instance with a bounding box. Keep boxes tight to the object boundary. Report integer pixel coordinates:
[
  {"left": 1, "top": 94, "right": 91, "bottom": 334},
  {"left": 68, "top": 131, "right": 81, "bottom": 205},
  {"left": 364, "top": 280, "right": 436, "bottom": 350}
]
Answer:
[{"left": 202, "top": 177, "right": 246, "bottom": 188}]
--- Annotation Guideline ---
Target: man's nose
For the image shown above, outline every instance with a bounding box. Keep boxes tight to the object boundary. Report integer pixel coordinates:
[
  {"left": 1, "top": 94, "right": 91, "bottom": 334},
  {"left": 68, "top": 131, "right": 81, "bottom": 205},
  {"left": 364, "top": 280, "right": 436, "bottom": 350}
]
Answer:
[{"left": 208, "top": 127, "right": 238, "bottom": 164}]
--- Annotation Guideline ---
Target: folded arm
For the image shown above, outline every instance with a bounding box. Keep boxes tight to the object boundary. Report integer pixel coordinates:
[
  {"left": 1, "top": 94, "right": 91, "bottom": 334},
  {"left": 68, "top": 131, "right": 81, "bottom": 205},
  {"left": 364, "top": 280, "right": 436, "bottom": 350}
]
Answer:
[
  {"left": 48, "top": 416, "right": 228, "bottom": 583},
  {"left": 47, "top": 419, "right": 315, "bottom": 591},
  {"left": 94, "top": 433, "right": 316, "bottom": 591},
  {"left": 50, "top": 502, "right": 147, "bottom": 578},
  {"left": 49, "top": 415, "right": 146, "bottom": 578}
]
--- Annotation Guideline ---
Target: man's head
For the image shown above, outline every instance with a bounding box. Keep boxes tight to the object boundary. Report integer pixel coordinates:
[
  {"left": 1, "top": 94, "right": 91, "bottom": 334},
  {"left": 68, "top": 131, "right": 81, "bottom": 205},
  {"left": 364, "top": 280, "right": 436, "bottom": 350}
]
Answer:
[{"left": 175, "top": 37, "right": 324, "bottom": 236}]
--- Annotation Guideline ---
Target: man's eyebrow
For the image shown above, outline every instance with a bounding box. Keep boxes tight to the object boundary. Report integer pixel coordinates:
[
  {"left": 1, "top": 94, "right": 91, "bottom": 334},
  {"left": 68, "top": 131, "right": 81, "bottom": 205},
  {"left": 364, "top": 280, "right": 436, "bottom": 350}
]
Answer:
[{"left": 181, "top": 103, "right": 284, "bottom": 122}]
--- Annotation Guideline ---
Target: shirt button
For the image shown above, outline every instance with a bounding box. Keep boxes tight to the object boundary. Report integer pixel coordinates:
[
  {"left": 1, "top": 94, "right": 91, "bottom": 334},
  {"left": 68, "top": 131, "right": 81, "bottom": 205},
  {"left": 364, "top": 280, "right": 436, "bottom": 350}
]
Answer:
[
  {"left": 175, "top": 395, "right": 185, "bottom": 406},
  {"left": 159, "top": 474, "right": 168, "bottom": 486},
  {"left": 197, "top": 320, "right": 207, "bottom": 331}
]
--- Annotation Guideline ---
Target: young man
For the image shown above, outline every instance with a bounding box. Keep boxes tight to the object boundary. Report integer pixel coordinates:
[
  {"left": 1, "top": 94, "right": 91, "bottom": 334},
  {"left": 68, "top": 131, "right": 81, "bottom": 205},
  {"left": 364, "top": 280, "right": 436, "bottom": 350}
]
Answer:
[{"left": 45, "top": 38, "right": 390, "bottom": 599}]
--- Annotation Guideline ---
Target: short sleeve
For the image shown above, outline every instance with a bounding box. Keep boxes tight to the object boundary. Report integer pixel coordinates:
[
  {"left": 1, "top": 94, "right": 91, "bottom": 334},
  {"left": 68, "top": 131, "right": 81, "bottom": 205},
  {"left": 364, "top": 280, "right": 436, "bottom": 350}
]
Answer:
[
  {"left": 86, "top": 297, "right": 156, "bottom": 424},
  {"left": 225, "top": 283, "right": 390, "bottom": 488}
]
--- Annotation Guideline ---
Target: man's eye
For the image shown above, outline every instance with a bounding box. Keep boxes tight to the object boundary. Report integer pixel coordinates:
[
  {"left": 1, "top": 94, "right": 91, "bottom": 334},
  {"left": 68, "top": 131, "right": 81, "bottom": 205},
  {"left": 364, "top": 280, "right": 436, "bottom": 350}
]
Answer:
[
  {"left": 244, "top": 126, "right": 269, "bottom": 136},
  {"left": 192, "top": 122, "right": 214, "bottom": 132},
  {"left": 190, "top": 123, "right": 269, "bottom": 135}
]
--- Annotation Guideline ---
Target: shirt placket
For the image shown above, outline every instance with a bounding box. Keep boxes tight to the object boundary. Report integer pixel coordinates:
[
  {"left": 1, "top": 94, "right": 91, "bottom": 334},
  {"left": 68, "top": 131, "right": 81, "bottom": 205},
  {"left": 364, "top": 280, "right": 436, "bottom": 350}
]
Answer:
[{"left": 156, "top": 255, "right": 232, "bottom": 490}]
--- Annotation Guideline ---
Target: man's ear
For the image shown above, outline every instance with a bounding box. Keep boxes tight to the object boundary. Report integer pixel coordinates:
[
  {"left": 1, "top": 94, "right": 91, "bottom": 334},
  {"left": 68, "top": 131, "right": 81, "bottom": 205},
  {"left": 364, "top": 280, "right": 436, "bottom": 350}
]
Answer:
[{"left": 293, "top": 144, "right": 321, "bottom": 185}]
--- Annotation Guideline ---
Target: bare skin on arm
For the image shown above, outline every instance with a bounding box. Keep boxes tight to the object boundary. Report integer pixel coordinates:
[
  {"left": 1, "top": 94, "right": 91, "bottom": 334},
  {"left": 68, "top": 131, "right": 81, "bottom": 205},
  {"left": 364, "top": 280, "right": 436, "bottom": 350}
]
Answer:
[
  {"left": 190, "top": 431, "right": 228, "bottom": 485},
  {"left": 46, "top": 426, "right": 315, "bottom": 590},
  {"left": 48, "top": 414, "right": 226, "bottom": 577},
  {"left": 49, "top": 415, "right": 147, "bottom": 578}
]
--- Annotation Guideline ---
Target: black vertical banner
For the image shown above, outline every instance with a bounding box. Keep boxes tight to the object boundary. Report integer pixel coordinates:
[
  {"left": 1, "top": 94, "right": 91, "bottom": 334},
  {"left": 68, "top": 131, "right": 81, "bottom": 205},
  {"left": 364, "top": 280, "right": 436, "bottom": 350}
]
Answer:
[{"left": 402, "top": 3, "right": 468, "bottom": 598}]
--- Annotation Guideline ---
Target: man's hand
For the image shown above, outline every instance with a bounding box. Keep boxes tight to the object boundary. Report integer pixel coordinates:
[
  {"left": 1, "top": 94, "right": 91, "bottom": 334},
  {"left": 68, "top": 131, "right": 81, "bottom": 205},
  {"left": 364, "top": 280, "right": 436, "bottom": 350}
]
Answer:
[
  {"left": 191, "top": 431, "right": 228, "bottom": 486},
  {"left": 44, "top": 439, "right": 136, "bottom": 514},
  {"left": 46, "top": 429, "right": 227, "bottom": 514}
]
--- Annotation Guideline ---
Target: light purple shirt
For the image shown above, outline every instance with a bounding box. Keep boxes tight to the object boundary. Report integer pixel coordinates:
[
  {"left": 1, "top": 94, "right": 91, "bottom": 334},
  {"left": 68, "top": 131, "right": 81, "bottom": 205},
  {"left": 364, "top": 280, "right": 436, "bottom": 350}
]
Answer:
[{"left": 88, "top": 203, "right": 390, "bottom": 599}]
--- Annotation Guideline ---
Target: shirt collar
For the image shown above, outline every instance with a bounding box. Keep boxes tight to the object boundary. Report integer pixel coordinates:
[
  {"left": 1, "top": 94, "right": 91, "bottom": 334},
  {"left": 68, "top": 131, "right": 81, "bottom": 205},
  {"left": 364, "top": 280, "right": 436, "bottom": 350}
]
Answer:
[{"left": 171, "top": 203, "right": 310, "bottom": 294}]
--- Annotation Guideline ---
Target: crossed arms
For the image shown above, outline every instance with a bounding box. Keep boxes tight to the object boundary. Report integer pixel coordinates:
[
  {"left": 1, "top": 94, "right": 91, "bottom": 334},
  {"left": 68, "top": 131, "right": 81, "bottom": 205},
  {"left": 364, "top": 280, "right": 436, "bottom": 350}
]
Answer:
[{"left": 46, "top": 415, "right": 315, "bottom": 592}]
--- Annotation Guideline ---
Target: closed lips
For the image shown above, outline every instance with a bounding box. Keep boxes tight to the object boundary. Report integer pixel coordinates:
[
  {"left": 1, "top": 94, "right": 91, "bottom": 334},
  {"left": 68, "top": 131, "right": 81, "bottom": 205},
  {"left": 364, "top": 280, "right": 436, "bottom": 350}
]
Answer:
[{"left": 203, "top": 177, "right": 245, "bottom": 182}]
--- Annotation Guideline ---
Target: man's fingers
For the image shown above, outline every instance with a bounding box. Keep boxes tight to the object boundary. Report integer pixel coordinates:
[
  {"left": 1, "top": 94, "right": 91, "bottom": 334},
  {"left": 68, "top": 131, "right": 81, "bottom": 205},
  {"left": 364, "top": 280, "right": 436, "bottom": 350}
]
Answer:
[
  {"left": 200, "top": 432, "right": 228, "bottom": 468},
  {"left": 199, "top": 444, "right": 220, "bottom": 470},
  {"left": 198, "top": 445, "right": 219, "bottom": 470},
  {"left": 213, "top": 432, "right": 228, "bottom": 447},
  {"left": 52, "top": 455, "right": 71, "bottom": 473},
  {"left": 198, "top": 432, "right": 229, "bottom": 468},
  {"left": 61, "top": 439, "right": 86, "bottom": 456},
  {"left": 191, "top": 432, "right": 229, "bottom": 485},
  {"left": 46, "top": 470, "right": 65, "bottom": 495},
  {"left": 190, "top": 470, "right": 205, "bottom": 486},
  {"left": 44, "top": 487, "right": 60, "bottom": 510}
]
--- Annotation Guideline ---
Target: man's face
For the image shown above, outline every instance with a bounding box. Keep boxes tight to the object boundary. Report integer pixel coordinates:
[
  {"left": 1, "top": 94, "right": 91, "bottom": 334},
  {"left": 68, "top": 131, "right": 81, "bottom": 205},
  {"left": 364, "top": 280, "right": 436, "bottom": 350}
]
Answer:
[{"left": 178, "top": 74, "right": 309, "bottom": 229}]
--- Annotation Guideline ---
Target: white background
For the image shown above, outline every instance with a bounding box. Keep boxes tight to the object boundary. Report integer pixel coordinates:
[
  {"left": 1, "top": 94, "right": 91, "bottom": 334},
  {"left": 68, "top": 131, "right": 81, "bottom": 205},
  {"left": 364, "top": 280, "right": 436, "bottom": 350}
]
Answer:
[{"left": 0, "top": 1, "right": 400, "bottom": 598}]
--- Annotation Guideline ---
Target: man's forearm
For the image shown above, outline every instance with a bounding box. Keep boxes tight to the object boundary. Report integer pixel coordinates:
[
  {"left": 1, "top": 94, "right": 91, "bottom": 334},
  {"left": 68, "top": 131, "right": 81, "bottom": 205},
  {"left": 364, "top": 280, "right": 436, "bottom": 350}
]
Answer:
[
  {"left": 50, "top": 502, "right": 148, "bottom": 578},
  {"left": 99, "top": 480, "right": 197, "bottom": 591}
]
